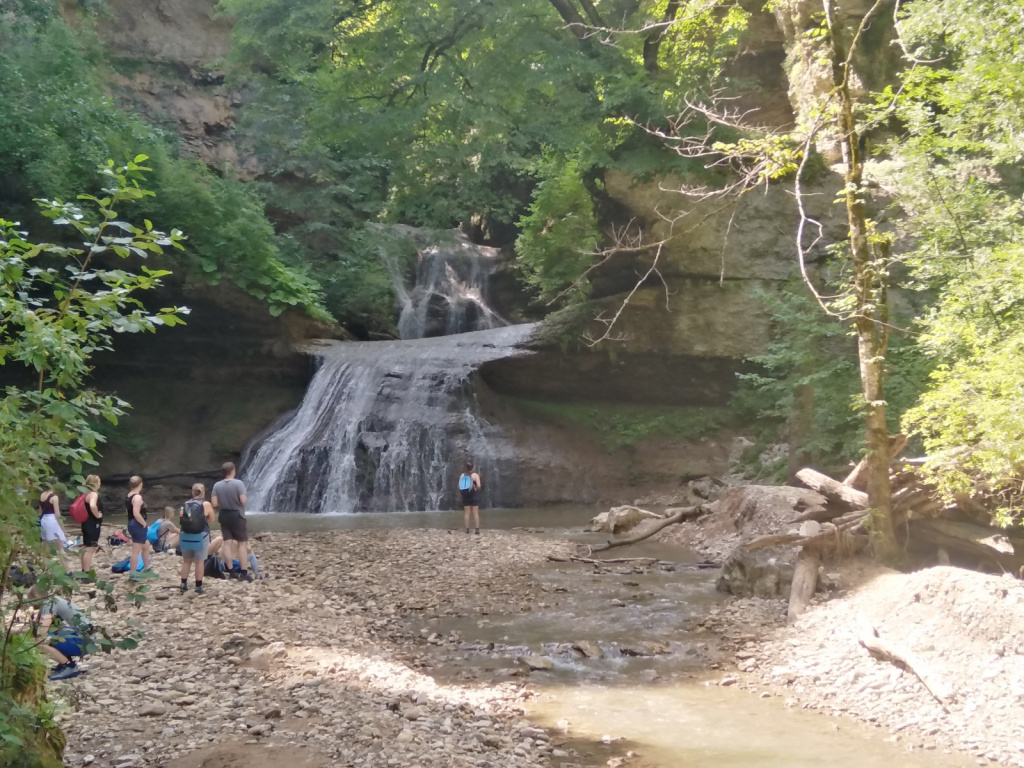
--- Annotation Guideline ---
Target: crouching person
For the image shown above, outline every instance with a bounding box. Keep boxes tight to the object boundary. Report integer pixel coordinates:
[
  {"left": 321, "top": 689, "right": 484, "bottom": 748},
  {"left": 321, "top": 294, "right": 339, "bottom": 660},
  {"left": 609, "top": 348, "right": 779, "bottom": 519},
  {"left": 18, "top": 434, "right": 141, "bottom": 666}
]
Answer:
[
  {"left": 28, "top": 585, "right": 92, "bottom": 680},
  {"left": 179, "top": 483, "right": 214, "bottom": 594}
]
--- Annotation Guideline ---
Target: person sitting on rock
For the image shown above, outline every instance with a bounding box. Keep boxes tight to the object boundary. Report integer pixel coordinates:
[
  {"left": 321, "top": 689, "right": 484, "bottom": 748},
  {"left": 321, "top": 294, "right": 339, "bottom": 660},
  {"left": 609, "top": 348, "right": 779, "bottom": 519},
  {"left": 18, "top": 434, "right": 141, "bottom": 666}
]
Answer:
[
  {"left": 26, "top": 582, "right": 92, "bottom": 681},
  {"left": 208, "top": 536, "right": 263, "bottom": 580},
  {"left": 147, "top": 507, "right": 180, "bottom": 553}
]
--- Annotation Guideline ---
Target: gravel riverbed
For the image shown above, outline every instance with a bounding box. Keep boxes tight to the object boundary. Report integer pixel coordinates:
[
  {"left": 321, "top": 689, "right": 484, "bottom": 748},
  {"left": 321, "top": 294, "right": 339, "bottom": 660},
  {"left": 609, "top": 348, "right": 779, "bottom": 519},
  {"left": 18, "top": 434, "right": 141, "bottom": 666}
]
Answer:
[
  {"left": 57, "top": 529, "right": 577, "bottom": 768},
  {"left": 49, "top": 525, "right": 1024, "bottom": 768}
]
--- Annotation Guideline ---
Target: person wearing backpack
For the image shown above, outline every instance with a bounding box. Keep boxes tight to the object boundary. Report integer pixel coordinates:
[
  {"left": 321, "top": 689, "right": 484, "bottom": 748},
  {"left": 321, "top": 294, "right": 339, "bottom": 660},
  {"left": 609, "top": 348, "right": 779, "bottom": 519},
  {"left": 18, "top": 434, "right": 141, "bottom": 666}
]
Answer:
[
  {"left": 147, "top": 507, "right": 180, "bottom": 553},
  {"left": 179, "top": 483, "right": 215, "bottom": 594},
  {"left": 74, "top": 475, "right": 103, "bottom": 574},
  {"left": 458, "top": 461, "right": 483, "bottom": 535}
]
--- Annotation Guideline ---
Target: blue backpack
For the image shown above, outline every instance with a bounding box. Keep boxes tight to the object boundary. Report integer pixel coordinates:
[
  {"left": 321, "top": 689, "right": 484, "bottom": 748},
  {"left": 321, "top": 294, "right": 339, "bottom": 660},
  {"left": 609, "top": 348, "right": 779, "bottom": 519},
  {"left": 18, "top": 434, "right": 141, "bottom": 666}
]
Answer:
[
  {"left": 146, "top": 521, "right": 162, "bottom": 545},
  {"left": 459, "top": 474, "right": 473, "bottom": 491},
  {"left": 111, "top": 556, "right": 145, "bottom": 573}
]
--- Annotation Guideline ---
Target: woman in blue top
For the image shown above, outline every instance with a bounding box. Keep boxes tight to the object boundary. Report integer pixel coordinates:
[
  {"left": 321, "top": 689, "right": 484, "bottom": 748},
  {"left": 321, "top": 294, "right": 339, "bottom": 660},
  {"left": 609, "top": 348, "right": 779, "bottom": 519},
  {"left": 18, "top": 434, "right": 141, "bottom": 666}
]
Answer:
[{"left": 179, "top": 483, "right": 215, "bottom": 594}]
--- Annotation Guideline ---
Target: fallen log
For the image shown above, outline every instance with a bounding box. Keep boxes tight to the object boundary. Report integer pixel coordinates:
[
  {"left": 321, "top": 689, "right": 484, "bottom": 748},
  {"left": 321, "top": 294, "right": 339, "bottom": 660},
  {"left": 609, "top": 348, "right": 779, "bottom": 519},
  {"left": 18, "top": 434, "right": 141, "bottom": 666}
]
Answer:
[
  {"left": 787, "top": 548, "right": 821, "bottom": 622},
  {"left": 590, "top": 505, "right": 707, "bottom": 552},
  {"left": 743, "top": 526, "right": 869, "bottom": 554},
  {"left": 795, "top": 468, "right": 869, "bottom": 509},
  {"left": 857, "top": 613, "right": 953, "bottom": 707},
  {"left": 788, "top": 505, "right": 833, "bottom": 524},
  {"left": 912, "top": 519, "right": 1024, "bottom": 572},
  {"left": 843, "top": 434, "right": 908, "bottom": 490}
]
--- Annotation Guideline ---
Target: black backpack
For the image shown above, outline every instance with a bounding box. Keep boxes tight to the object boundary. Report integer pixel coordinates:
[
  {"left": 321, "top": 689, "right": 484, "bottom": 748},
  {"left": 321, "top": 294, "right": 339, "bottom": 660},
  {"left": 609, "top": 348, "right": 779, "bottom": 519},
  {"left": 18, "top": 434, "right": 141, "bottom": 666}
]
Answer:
[
  {"left": 204, "top": 555, "right": 227, "bottom": 579},
  {"left": 179, "top": 499, "right": 207, "bottom": 534}
]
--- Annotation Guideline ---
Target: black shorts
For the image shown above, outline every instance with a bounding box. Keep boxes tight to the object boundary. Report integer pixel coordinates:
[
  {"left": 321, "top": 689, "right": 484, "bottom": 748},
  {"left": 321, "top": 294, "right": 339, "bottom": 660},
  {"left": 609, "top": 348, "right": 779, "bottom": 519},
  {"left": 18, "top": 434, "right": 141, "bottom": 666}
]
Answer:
[
  {"left": 82, "top": 518, "right": 101, "bottom": 547},
  {"left": 127, "top": 519, "right": 148, "bottom": 544},
  {"left": 460, "top": 489, "right": 480, "bottom": 507},
  {"left": 218, "top": 510, "right": 248, "bottom": 542}
]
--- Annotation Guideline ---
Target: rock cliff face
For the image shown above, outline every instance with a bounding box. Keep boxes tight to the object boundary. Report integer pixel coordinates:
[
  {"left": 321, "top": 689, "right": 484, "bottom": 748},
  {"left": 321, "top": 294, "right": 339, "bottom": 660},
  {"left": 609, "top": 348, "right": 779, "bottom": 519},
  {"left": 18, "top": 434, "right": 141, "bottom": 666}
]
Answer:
[{"left": 82, "top": 0, "right": 900, "bottom": 505}]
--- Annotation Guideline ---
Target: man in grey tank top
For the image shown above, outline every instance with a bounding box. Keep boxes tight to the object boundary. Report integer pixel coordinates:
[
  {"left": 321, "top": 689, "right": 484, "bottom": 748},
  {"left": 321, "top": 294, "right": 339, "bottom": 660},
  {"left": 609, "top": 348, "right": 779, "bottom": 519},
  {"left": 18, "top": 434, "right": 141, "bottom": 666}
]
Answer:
[{"left": 211, "top": 462, "right": 250, "bottom": 580}]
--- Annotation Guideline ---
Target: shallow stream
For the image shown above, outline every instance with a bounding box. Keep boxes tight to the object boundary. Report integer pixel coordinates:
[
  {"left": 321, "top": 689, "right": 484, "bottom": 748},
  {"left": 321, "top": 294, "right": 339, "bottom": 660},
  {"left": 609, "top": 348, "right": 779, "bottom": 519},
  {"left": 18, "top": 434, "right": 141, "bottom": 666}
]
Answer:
[{"left": 247, "top": 508, "right": 974, "bottom": 768}]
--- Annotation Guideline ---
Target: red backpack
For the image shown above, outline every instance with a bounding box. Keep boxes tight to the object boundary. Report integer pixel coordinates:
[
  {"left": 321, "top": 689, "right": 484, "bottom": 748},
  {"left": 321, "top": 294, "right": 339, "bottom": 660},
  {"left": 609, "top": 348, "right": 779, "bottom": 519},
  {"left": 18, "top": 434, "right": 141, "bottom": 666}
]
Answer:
[{"left": 68, "top": 493, "right": 89, "bottom": 524}]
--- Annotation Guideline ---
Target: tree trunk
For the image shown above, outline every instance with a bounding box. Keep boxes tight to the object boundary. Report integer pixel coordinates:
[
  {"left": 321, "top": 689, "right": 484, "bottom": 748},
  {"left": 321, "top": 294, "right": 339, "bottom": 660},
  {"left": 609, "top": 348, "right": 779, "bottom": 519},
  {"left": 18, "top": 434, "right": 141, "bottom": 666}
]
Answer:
[
  {"left": 795, "top": 468, "right": 868, "bottom": 508},
  {"left": 642, "top": 0, "right": 680, "bottom": 73},
  {"left": 824, "top": 0, "right": 898, "bottom": 560},
  {"left": 788, "top": 548, "right": 821, "bottom": 622}
]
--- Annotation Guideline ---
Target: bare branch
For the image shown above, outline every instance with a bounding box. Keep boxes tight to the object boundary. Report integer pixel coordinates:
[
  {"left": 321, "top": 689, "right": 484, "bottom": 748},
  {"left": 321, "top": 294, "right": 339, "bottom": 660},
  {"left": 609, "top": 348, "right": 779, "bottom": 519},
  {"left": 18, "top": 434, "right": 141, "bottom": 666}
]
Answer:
[{"left": 583, "top": 243, "right": 665, "bottom": 346}]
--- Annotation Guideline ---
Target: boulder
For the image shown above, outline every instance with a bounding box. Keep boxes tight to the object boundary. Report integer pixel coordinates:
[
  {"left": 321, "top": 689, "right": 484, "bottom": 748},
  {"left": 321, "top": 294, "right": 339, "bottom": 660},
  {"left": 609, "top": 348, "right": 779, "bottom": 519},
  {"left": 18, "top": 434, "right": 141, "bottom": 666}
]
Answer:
[
  {"left": 585, "top": 506, "right": 661, "bottom": 534},
  {"left": 573, "top": 641, "right": 603, "bottom": 659},
  {"left": 522, "top": 655, "right": 555, "bottom": 671},
  {"left": 715, "top": 546, "right": 796, "bottom": 598}
]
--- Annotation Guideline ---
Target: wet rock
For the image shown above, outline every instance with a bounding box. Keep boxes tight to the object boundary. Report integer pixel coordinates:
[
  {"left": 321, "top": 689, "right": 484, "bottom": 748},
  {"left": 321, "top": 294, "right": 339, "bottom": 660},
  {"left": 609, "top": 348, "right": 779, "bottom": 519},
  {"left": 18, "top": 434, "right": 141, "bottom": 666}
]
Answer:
[
  {"left": 716, "top": 546, "right": 795, "bottom": 598},
  {"left": 522, "top": 655, "right": 555, "bottom": 671},
  {"left": 618, "top": 641, "right": 670, "bottom": 657},
  {"left": 573, "top": 641, "right": 603, "bottom": 659}
]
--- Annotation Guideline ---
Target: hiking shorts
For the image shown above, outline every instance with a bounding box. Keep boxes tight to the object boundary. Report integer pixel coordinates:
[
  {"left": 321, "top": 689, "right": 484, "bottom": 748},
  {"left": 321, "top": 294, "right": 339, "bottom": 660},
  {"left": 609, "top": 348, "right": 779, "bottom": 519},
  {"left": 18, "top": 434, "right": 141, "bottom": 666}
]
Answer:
[
  {"left": 82, "top": 518, "right": 101, "bottom": 548},
  {"left": 127, "top": 519, "right": 148, "bottom": 544},
  {"left": 179, "top": 532, "right": 209, "bottom": 561},
  {"left": 460, "top": 489, "right": 480, "bottom": 507},
  {"left": 218, "top": 510, "right": 248, "bottom": 542},
  {"left": 51, "top": 633, "right": 85, "bottom": 659}
]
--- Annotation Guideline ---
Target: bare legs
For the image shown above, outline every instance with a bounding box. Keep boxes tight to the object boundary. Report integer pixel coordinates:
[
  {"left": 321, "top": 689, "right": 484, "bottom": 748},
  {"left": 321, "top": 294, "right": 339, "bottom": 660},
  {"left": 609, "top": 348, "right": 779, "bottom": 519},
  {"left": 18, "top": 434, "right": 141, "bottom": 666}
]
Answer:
[
  {"left": 463, "top": 506, "right": 480, "bottom": 531},
  {"left": 129, "top": 542, "right": 149, "bottom": 574},
  {"left": 80, "top": 546, "right": 95, "bottom": 573},
  {"left": 39, "top": 644, "right": 70, "bottom": 665},
  {"left": 179, "top": 557, "right": 203, "bottom": 583}
]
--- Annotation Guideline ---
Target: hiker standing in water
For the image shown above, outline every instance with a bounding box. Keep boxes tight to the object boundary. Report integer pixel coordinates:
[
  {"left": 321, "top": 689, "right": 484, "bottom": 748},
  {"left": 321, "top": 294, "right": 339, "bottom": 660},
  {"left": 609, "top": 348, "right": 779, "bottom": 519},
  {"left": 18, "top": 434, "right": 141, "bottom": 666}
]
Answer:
[{"left": 459, "top": 462, "right": 482, "bottom": 535}]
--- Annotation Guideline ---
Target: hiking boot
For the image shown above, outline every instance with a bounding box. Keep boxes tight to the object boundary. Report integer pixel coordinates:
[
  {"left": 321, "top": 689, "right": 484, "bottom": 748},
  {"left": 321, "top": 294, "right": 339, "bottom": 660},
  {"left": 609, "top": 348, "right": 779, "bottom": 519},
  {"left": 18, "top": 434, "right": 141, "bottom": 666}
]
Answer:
[
  {"left": 48, "top": 662, "right": 81, "bottom": 681},
  {"left": 195, "top": 584, "right": 205, "bottom": 595},
  {"left": 180, "top": 582, "right": 188, "bottom": 594},
  {"left": 474, "top": 528, "right": 480, "bottom": 535},
  {"left": 465, "top": 528, "right": 470, "bottom": 534},
  {"left": 237, "top": 570, "right": 254, "bottom": 583}
]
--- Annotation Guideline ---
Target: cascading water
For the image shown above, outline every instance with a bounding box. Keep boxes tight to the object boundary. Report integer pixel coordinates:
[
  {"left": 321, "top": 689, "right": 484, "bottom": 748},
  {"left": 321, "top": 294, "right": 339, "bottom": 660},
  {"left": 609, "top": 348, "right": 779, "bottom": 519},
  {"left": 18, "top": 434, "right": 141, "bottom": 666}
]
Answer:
[
  {"left": 243, "top": 231, "right": 531, "bottom": 514},
  {"left": 389, "top": 231, "right": 509, "bottom": 339}
]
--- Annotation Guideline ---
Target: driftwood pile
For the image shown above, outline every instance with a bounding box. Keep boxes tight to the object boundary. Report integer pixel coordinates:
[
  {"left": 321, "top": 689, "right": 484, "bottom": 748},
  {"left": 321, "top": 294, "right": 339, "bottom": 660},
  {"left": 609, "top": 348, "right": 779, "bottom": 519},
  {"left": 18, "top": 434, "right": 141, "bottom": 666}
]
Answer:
[{"left": 740, "top": 435, "right": 1024, "bottom": 622}]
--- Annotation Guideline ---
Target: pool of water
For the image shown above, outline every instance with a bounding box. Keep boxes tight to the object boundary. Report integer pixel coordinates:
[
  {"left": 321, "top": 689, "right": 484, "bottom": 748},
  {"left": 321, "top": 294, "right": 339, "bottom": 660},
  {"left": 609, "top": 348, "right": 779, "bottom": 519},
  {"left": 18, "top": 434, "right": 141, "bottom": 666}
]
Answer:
[{"left": 244, "top": 506, "right": 602, "bottom": 533}]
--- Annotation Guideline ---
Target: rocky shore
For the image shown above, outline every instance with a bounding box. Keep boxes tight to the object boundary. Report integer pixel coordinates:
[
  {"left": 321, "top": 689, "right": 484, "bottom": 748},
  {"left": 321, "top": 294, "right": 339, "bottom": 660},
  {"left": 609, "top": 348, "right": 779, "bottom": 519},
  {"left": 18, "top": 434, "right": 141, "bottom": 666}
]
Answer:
[
  {"left": 49, "top": 521, "right": 1024, "bottom": 768},
  {"left": 715, "top": 563, "right": 1024, "bottom": 768},
  {"left": 57, "top": 529, "right": 578, "bottom": 768}
]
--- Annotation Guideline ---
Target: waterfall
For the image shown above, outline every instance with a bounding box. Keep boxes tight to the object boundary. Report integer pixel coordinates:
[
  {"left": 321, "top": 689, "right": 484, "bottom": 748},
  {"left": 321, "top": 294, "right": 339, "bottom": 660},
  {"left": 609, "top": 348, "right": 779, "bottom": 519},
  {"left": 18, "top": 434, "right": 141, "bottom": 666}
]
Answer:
[
  {"left": 242, "top": 230, "right": 531, "bottom": 514},
  {"left": 387, "top": 230, "right": 509, "bottom": 339}
]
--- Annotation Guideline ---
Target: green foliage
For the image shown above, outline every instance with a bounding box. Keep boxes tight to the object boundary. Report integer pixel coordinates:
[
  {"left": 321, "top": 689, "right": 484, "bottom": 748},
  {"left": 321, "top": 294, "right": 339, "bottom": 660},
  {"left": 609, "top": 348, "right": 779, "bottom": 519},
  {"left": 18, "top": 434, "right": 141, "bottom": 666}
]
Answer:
[
  {"left": 515, "top": 157, "right": 600, "bottom": 301},
  {"left": 508, "top": 398, "right": 731, "bottom": 453},
  {"left": 220, "top": 0, "right": 749, "bottom": 309},
  {"left": 0, "top": 4, "right": 330, "bottom": 321},
  {"left": 732, "top": 284, "right": 931, "bottom": 470},
  {"left": 1, "top": 163, "right": 166, "bottom": 766},
  {"left": 874, "top": 0, "right": 1024, "bottom": 523}
]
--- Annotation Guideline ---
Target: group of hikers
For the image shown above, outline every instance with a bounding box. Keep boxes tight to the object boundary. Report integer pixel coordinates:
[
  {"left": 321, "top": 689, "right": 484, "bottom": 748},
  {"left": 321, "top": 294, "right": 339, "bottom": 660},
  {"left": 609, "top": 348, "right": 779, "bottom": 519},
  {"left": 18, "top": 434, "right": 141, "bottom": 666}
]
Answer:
[
  {"left": 28, "top": 460, "right": 484, "bottom": 681},
  {"left": 29, "top": 462, "right": 262, "bottom": 680}
]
